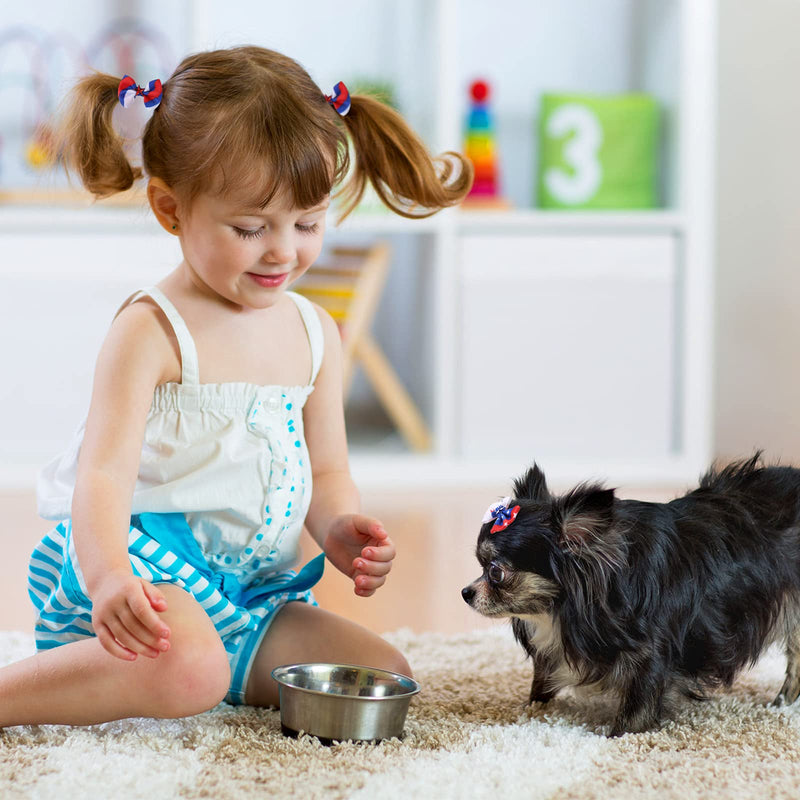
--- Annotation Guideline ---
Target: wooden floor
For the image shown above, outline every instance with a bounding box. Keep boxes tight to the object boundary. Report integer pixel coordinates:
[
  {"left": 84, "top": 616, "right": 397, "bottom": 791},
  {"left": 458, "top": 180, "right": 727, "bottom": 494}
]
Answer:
[{"left": 0, "top": 484, "right": 676, "bottom": 636}]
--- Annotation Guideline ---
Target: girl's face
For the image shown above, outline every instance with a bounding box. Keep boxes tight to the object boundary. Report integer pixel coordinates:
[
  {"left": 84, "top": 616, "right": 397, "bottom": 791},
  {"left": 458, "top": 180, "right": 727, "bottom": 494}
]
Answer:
[{"left": 177, "top": 188, "right": 329, "bottom": 309}]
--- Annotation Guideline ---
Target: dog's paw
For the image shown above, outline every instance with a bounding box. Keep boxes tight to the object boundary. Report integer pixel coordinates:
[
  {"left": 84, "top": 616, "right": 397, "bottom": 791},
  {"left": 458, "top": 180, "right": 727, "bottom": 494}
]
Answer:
[
  {"left": 528, "top": 691, "right": 556, "bottom": 705},
  {"left": 773, "top": 676, "right": 800, "bottom": 707},
  {"left": 608, "top": 714, "right": 659, "bottom": 737},
  {"left": 771, "top": 692, "right": 792, "bottom": 708}
]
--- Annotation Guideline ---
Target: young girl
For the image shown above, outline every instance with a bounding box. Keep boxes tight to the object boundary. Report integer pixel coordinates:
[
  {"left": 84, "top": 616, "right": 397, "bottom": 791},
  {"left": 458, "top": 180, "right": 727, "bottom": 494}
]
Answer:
[{"left": 0, "top": 46, "right": 471, "bottom": 726}]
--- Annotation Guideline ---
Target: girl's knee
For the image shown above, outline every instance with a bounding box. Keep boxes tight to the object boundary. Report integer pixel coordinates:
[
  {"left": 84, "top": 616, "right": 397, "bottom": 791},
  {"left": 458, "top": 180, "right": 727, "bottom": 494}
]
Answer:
[
  {"left": 147, "top": 626, "right": 230, "bottom": 716},
  {"left": 389, "top": 649, "right": 412, "bottom": 679},
  {"left": 374, "top": 641, "right": 412, "bottom": 679}
]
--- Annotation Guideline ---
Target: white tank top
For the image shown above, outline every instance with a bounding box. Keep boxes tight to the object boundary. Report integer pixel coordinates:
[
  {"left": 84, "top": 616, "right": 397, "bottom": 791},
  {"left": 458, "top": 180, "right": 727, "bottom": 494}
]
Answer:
[{"left": 37, "top": 287, "right": 324, "bottom": 575}]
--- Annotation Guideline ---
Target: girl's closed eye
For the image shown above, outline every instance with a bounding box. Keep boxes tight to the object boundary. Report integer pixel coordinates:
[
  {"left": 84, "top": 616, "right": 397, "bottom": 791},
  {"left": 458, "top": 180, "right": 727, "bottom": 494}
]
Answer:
[
  {"left": 233, "top": 226, "right": 263, "bottom": 240},
  {"left": 232, "top": 222, "right": 319, "bottom": 240}
]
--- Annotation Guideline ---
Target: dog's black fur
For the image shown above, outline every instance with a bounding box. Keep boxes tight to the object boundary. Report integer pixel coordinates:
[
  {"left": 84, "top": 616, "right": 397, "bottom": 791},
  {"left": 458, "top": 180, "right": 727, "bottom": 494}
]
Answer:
[{"left": 461, "top": 455, "right": 800, "bottom": 735}]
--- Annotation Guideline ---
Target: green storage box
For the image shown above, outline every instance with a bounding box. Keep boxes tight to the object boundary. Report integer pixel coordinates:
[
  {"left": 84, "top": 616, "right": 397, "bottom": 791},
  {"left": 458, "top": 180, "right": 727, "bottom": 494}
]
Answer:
[{"left": 537, "top": 93, "right": 660, "bottom": 209}]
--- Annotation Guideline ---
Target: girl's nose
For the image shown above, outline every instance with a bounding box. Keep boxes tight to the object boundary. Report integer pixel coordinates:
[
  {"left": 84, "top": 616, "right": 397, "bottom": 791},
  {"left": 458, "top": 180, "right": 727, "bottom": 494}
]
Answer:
[{"left": 262, "top": 229, "right": 296, "bottom": 265}]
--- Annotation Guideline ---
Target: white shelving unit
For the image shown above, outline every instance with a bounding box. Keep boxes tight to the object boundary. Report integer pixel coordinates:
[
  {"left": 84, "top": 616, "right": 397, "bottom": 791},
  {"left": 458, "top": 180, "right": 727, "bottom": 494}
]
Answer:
[
  {"left": 0, "top": 0, "right": 716, "bottom": 491},
  {"left": 342, "top": 0, "right": 717, "bottom": 489}
]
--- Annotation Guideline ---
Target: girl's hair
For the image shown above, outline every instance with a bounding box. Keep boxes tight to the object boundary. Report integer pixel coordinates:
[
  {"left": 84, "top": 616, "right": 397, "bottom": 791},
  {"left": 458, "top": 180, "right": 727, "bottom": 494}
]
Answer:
[{"left": 58, "top": 46, "right": 472, "bottom": 218}]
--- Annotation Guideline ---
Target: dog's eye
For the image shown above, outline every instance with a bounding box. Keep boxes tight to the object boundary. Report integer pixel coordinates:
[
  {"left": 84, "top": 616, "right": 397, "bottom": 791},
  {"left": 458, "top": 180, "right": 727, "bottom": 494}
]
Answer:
[{"left": 487, "top": 564, "right": 505, "bottom": 584}]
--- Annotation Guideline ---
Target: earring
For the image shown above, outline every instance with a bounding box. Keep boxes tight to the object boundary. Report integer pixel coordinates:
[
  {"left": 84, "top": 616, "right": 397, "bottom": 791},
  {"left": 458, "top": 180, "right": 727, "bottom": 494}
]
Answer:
[{"left": 172, "top": 224, "right": 178, "bottom": 231}]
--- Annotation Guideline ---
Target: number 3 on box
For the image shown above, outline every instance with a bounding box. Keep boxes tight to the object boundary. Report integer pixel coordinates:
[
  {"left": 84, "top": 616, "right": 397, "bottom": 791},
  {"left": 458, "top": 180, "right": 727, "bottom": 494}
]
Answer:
[{"left": 544, "top": 104, "right": 603, "bottom": 205}]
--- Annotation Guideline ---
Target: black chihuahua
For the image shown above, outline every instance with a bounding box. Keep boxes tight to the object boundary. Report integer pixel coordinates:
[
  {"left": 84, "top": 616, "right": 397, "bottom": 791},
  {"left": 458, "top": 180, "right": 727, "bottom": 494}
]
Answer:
[{"left": 462, "top": 455, "right": 800, "bottom": 736}]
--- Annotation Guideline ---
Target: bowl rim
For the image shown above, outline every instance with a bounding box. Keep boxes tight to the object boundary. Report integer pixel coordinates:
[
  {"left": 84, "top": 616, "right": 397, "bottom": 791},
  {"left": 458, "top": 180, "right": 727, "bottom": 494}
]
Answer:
[{"left": 271, "top": 661, "right": 421, "bottom": 700}]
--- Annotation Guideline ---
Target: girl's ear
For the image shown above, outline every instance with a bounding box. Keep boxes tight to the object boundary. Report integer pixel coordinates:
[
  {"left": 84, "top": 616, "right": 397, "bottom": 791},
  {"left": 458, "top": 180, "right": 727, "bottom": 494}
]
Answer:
[{"left": 147, "top": 178, "right": 181, "bottom": 235}]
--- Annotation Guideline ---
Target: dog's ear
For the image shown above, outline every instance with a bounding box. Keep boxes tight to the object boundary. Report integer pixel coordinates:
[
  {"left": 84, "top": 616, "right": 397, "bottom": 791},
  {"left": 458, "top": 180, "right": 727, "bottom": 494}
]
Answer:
[
  {"left": 556, "top": 485, "right": 615, "bottom": 552},
  {"left": 513, "top": 463, "right": 550, "bottom": 502}
]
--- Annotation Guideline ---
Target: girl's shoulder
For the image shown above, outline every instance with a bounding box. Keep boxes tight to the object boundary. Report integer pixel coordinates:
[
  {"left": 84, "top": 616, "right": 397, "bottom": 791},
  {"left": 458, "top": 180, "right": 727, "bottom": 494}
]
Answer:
[
  {"left": 106, "top": 296, "right": 182, "bottom": 386},
  {"left": 301, "top": 297, "right": 339, "bottom": 343},
  {"left": 299, "top": 297, "right": 342, "bottom": 365}
]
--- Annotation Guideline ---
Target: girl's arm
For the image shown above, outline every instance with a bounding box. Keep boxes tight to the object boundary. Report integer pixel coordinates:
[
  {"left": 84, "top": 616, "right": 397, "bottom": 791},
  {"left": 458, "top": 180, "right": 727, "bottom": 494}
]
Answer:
[
  {"left": 302, "top": 307, "right": 395, "bottom": 597},
  {"left": 71, "top": 300, "right": 176, "bottom": 658}
]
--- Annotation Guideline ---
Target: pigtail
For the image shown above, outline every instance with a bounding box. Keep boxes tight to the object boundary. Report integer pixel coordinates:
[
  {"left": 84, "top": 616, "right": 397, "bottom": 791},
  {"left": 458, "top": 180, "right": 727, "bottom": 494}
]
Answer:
[
  {"left": 57, "top": 72, "right": 142, "bottom": 198},
  {"left": 337, "top": 94, "right": 473, "bottom": 220}
]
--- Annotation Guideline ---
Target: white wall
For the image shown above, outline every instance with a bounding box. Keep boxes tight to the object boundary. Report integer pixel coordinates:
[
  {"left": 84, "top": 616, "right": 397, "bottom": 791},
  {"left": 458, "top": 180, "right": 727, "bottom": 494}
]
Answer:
[{"left": 714, "top": 0, "right": 800, "bottom": 462}]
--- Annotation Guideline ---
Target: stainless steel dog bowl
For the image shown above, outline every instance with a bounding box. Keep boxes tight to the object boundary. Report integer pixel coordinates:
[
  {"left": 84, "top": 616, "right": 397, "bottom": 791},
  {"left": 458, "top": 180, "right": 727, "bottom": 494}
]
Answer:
[{"left": 272, "top": 663, "right": 420, "bottom": 742}]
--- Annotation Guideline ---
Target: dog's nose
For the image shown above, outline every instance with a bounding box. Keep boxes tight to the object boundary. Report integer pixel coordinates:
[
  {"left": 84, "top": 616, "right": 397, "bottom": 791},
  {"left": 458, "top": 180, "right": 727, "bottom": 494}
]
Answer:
[{"left": 461, "top": 585, "right": 475, "bottom": 604}]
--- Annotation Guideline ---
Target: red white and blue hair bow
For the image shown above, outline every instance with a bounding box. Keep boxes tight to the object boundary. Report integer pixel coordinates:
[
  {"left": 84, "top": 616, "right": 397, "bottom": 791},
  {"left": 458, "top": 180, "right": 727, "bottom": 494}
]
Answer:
[
  {"left": 482, "top": 496, "right": 521, "bottom": 534},
  {"left": 326, "top": 81, "right": 351, "bottom": 116},
  {"left": 118, "top": 75, "right": 163, "bottom": 109}
]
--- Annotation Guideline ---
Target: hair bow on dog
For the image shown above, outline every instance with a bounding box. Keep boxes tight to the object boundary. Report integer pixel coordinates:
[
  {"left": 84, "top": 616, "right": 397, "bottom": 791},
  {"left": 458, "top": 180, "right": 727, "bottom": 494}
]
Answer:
[
  {"left": 482, "top": 497, "right": 521, "bottom": 533},
  {"left": 118, "top": 75, "right": 163, "bottom": 109},
  {"left": 325, "top": 81, "right": 351, "bottom": 116}
]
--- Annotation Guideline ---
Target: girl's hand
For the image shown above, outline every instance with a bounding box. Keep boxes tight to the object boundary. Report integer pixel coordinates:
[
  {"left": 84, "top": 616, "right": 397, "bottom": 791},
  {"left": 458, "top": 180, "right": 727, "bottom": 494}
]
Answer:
[
  {"left": 90, "top": 570, "right": 171, "bottom": 661},
  {"left": 322, "top": 515, "right": 396, "bottom": 597}
]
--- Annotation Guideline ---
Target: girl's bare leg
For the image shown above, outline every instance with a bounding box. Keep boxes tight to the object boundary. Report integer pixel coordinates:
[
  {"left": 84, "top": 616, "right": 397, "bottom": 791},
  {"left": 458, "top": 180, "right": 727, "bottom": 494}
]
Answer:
[
  {"left": 245, "top": 601, "right": 412, "bottom": 707},
  {"left": 0, "top": 584, "right": 230, "bottom": 727}
]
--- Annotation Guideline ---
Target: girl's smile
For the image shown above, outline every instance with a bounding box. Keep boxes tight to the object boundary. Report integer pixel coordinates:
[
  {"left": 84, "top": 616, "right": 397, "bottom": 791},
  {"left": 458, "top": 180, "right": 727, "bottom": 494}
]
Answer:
[{"left": 246, "top": 270, "right": 291, "bottom": 288}]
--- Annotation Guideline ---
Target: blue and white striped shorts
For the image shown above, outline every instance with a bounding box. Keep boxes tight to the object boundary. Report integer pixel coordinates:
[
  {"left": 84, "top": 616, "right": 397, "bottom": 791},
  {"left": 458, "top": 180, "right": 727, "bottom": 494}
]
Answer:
[{"left": 27, "top": 512, "right": 324, "bottom": 705}]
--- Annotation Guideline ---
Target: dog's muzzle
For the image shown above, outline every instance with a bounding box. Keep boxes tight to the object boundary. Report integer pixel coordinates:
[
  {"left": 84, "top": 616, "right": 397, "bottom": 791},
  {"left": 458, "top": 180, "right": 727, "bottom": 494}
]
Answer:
[{"left": 461, "top": 585, "right": 476, "bottom": 605}]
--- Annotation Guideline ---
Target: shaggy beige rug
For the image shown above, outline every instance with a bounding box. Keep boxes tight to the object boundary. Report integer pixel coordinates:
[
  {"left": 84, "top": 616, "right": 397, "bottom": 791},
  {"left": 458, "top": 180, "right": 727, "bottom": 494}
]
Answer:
[{"left": 1, "top": 627, "right": 800, "bottom": 799}]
